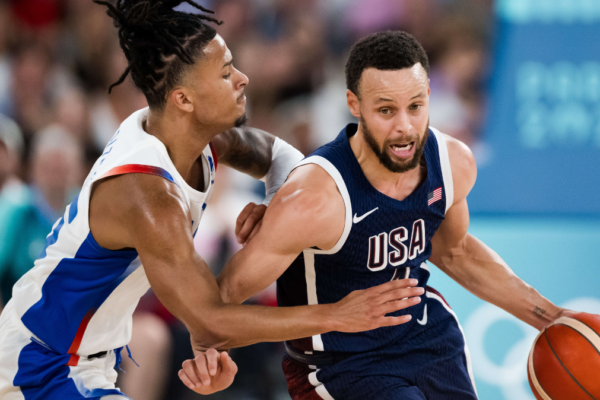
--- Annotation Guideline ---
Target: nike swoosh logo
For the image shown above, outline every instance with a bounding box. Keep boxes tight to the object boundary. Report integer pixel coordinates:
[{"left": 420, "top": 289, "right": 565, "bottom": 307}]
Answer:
[
  {"left": 353, "top": 207, "right": 379, "bottom": 224},
  {"left": 417, "top": 304, "right": 428, "bottom": 325}
]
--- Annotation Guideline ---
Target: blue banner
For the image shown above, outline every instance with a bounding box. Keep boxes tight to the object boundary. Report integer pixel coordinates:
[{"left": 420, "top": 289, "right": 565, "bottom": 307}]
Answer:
[{"left": 468, "top": 0, "right": 600, "bottom": 215}]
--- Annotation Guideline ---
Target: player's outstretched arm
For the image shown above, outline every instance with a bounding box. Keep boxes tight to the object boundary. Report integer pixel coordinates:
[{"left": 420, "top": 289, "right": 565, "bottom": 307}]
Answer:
[
  {"left": 217, "top": 163, "right": 423, "bottom": 310},
  {"left": 428, "top": 135, "right": 567, "bottom": 330},
  {"left": 90, "top": 173, "right": 421, "bottom": 351}
]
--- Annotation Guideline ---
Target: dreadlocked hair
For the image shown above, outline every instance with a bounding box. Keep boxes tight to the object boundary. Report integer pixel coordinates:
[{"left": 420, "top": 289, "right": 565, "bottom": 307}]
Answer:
[{"left": 93, "top": 0, "right": 222, "bottom": 110}]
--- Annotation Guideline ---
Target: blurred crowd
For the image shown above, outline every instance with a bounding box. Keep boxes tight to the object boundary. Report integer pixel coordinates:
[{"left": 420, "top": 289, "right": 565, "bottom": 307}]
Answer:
[{"left": 0, "top": 0, "right": 493, "bottom": 399}]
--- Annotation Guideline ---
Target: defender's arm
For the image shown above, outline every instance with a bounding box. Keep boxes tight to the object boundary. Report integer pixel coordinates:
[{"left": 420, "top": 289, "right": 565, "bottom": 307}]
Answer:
[
  {"left": 211, "top": 127, "right": 276, "bottom": 179},
  {"left": 212, "top": 127, "right": 305, "bottom": 243},
  {"left": 429, "top": 135, "right": 565, "bottom": 330},
  {"left": 90, "top": 173, "right": 418, "bottom": 351}
]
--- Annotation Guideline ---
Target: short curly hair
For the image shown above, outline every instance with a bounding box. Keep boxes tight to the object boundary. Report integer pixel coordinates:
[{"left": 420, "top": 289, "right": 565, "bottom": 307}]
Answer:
[{"left": 345, "top": 31, "right": 429, "bottom": 97}]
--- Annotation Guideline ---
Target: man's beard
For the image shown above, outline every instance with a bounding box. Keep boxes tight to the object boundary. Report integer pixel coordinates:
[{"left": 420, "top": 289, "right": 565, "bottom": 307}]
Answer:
[
  {"left": 361, "top": 116, "right": 429, "bottom": 173},
  {"left": 234, "top": 113, "right": 248, "bottom": 128}
]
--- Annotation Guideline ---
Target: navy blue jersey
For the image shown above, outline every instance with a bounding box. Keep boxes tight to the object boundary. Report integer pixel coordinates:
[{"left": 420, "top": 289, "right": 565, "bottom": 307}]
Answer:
[{"left": 277, "top": 123, "right": 454, "bottom": 353}]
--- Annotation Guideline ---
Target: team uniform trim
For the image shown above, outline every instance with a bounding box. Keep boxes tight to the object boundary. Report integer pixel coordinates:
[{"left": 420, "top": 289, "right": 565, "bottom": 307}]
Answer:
[
  {"left": 293, "top": 156, "right": 353, "bottom": 351},
  {"left": 426, "top": 290, "right": 478, "bottom": 397},
  {"left": 99, "top": 164, "right": 175, "bottom": 183},
  {"left": 429, "top": 127, "right": 454, "bottom": 214}
]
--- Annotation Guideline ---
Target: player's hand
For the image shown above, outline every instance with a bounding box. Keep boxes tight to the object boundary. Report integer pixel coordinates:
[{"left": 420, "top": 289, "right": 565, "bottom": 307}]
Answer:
[
  {"left": 178, "top": 348, "right": 238, "bottom": 395},
  {"left": 235, "top": 202, "right": 267, "bottom": 246},
  {"left": 543, "top": 308, "right": 578, "bottom": 330},
  {"left": 330, "top": 278, "right": 424, "bottom": 332}
]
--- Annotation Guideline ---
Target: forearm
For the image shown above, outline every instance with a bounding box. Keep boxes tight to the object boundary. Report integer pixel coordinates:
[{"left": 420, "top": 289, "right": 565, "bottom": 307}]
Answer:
[
  {"left": 155, "top": 271, "right": 335, "bottom": 350},
  {"left": 217, "top": 249, "right": 281, "bottom": 305},
  {"left": 216, "top": 127, "right": 304, "bottom": 203},
  {"left": 189, "top": 302, "right": 335, "bottom": 350},
  {"left": 431, "top": 234, "right": 562, "bottom": 330},
  {"left": 218, "top": 127, "right": 275, "bottom": 179}
]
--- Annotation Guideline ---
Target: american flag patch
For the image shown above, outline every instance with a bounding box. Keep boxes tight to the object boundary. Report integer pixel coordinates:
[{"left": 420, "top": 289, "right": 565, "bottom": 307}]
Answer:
[{"left": 428, "top": 187, "right": 442, "bottom": 206}]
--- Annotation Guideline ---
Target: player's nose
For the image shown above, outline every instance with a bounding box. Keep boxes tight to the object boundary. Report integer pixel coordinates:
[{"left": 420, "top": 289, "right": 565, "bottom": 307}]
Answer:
[
  {"left": 235, "top": 67, "right": 249, "bottom": 89},
  {"left": 393, "top": 111, "right": 411, "bottom": 135}
]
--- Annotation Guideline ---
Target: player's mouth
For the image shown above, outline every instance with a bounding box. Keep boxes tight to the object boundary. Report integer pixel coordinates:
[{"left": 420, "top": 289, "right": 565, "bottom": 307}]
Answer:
[
  {"left": 389, "top": 142, "right": 415, "bottom": 159},
  {"left": 237, "top": 92, "right": 246, "bottom": 104}
]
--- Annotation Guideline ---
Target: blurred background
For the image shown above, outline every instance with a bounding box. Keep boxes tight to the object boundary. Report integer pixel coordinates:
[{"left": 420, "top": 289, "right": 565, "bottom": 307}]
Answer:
[{"left": 0, "top": 0, "right": 599, "bottom": 399}]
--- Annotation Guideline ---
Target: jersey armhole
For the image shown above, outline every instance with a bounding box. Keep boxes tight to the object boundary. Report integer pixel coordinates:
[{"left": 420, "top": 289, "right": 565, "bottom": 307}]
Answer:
[
  {"left": 292, "top": 156, "right": 352, "bottom": 255},
  {"left": 429, "top": 128, "right": 454, "bottom": 214}
]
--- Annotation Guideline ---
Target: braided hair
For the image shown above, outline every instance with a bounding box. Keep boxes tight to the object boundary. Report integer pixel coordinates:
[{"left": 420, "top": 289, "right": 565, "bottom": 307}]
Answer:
[{"left": 93, "top": 0, "right": 222, "bottom": 110}]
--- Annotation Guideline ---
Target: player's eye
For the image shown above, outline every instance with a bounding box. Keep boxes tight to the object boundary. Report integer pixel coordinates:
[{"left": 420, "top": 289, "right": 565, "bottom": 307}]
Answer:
[
  {"left": 380, "top": 109, "right": 391, "bottom": 115},
  {"left": 223, "top": 73, "right": 231, "bottom": 79},
  {"left": 409, "top": 104, "right": 422, "bottom": 111}
]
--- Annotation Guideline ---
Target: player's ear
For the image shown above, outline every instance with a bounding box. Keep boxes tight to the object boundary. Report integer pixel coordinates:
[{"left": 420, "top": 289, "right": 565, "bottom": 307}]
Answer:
[
  {"left": 170, "top": 88, "right": 194, "bottom": 113},
  {"left": 346, "top": 90, "right": 361, "bottom": 118}
]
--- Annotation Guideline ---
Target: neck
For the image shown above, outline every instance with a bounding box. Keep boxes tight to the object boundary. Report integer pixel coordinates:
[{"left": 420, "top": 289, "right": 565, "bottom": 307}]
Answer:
[
  {"left": 350, "top": 123, "right": 426, "bottom": 201},
  {"left": 144, "top": 107, "right": 215, "bottom": 183}
]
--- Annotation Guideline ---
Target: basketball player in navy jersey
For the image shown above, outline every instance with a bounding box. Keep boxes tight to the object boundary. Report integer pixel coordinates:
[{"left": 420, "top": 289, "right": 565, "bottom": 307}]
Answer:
[
  {"left": 195, "top": 31, "right": 582, "bottom": 399},
  {"left": 0, "top": 4, "right": 423, "bottom": 399}
]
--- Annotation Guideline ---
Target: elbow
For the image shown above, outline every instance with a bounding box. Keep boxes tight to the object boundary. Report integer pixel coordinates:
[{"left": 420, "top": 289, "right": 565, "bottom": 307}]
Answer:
[
  {"left": 188, "top": 309, "right": 236, "bottom": 349},
  {"left": 217, "top": 276, "right": 233, "bottom": 304}
]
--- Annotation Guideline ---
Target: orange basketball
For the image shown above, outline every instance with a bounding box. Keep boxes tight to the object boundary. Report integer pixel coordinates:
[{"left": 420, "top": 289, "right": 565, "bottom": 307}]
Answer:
[{"left": 528, "top": 312, "right": 600, "bottom": 400}]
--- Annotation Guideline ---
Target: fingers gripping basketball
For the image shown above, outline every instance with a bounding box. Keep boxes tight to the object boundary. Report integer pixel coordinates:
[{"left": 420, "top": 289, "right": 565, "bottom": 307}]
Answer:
[{"left": 528, "top": 313, "right": 600, "bottom": 400}]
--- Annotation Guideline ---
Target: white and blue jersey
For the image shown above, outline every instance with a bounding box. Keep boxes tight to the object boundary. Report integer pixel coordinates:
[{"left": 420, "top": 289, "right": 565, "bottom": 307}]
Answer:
[
  {"left": 0, "top": 108, "right": 217, "bottom": 399},
  {"left": 279, "top": 124, "right": 478, "bottom": 400}
]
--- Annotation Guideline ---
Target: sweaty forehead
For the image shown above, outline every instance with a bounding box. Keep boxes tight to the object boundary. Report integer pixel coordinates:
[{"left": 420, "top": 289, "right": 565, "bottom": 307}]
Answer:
[{"left": 358, "top": 64, "right": 429, "bottom": 100}]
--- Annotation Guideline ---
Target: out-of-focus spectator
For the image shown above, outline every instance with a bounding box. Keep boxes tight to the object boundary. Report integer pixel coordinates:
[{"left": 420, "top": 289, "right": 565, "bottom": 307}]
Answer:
[
  {"left": 61, "top": 0, "right": 122, "bottom": 90},
  {"left": 5, "top": 42, "right": 54, "bottom": 138},
  {"left": 0, "top": 115, "right": 24, "bottom": 196},
  {"left": 0, "top": 1, "right": 13, "bottom": 116},
  {"left": 428, "top": 17, "right": 489, "bottom": 146},
  {"left": 89, "top": 42, "right": 148, "bottom": 152},
  {"left": 0, "top": 125, "right": 82, "bottom": 308},
  {"left": 10, "top": 0, "right": 61, "bottom": 52}
]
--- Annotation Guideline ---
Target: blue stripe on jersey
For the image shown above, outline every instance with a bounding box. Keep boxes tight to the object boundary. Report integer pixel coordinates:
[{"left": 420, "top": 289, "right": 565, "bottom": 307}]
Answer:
[
  {"left": 21, "top": 232, "right": 139, "bottom": 354},
  {"left": 14, "top": 340, "right": 128, "bottom": 399},
  {"left": 38, "top": 195, "right": 80, "bottom": 260},
  {"left": 68, "top": 194, "right": 79, "bottom": 224},
  {"left": 39, "top": 217, "right": 64, "bottom": 260}
]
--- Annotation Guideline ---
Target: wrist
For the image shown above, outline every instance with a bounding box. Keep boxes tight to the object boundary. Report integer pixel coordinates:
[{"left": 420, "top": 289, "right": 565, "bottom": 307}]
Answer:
[
  {"left": 319, "top": 303, "right": 338, "bottom": 332},
  {"left": 534, "top": 305, "right": 566, "bottom": 330}
]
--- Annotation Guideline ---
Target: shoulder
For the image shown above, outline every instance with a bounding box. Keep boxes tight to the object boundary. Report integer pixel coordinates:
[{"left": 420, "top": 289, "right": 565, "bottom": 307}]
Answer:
[
  {"left": 264, "top": 162, "right": 345, "bottom": 251},
  {"left": 282, "top": 162, "right": 343, "bottom": 211},
  {"left": 90, "top": 173, "right": 190, "bottom": 249},
  {"left": 95, "top": 173, "right": 188, "bottom": 219},
  {"left": 436, "top": 132, "right": 477, "bottom": 204}
]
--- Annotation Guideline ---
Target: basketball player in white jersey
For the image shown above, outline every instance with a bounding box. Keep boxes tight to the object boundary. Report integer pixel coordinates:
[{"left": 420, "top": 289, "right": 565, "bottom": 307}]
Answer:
[
  {"left": 181, "top": 31, "right": 586, "bottom": 399},
  {"left": 0, "top": 3, "right": 423, "bottom": 399}
]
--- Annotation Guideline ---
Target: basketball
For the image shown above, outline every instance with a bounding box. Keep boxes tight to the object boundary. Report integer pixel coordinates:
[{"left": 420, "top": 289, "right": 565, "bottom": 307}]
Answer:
[{"left": 528, "top": 312, "right": 600, "bottom": 400}]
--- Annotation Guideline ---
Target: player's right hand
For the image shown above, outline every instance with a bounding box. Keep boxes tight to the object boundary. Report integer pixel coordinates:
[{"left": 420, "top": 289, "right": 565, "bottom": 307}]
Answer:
[
  {"left": 178, "top": 348, "right": 238, "bottom": 395},
  {"left": 330, "top": 278, "right": 424, "bottom": 332}
]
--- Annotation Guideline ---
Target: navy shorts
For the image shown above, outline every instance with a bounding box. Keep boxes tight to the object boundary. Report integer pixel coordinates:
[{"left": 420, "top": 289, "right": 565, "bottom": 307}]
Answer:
[{"left": 283, "top": 288, "right": 478, "bottom": 400}]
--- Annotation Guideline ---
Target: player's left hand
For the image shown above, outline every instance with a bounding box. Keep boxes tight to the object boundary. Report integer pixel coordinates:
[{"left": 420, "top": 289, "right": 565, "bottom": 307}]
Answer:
[
  {"left": 235, "top": 202, "right": 267, "bottom": 246},
  {"left": 178, "top": 348, "right": 238, "bottom": 395}
]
